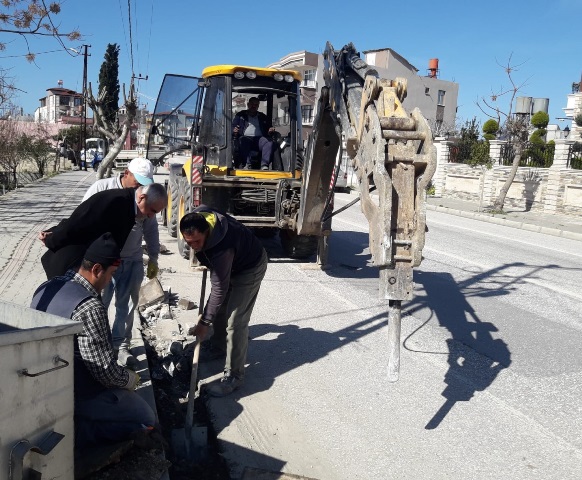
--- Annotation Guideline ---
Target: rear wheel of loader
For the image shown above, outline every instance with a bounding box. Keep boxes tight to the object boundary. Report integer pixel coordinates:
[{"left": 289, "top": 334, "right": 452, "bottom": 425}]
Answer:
[
  {"left": 280, "top": 230, "right": 318, "bottom": 259},
  {"left": 166, "top": 175, "right": 179, "bottom": 237},
  {"left": 177, "top": 176, "right": 192, "bottom": 259}
]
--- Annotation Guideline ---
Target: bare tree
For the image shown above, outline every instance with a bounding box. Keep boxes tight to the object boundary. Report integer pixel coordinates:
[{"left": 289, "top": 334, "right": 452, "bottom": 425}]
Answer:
[
  {"left": 476, "top": 54, "right": 531, "bottom": 211},
  {"left": 21, "top": 121, "right": 53, "bottom": 175},
  {"left": 0, "top": 118, "right": 26, "bottom": 187},
  {"left": 86, "top": 80, "right": 137, "bottom": 179},
  {"left": 0, "top": 0, "right": 81, "bottom": 60},
  {"left": 0, "top": 68, "right": 18, "bottom": 113}
]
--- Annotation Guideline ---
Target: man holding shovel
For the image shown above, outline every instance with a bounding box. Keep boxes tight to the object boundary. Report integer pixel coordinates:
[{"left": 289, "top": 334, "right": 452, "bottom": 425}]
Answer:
[{"left": 180, "top": 206, "right": 268, "bottom": 397}]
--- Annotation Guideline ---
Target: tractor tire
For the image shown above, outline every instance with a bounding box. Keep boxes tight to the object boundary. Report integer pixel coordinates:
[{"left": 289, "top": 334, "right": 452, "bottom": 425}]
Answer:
[
  {"left": 280, "top": 230, "right": 318, "bottom": 259},
  {"left": 166, "top": 175, "right": 180, "bottom": 237},
  {"left": 177, "top": 176, "right": 192, "bottom": 259}
]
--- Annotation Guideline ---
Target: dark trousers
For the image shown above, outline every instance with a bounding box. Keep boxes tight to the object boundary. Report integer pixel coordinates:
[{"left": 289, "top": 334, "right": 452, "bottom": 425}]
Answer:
[
  {"left": 75, "top": 388, "right": 156, "bottom": 449},
  {"left": 239, "top": 136, "right": 274, "bottom": 168},
  {"left": 209, "top": 249, "right": 268, "bottom": 378}
]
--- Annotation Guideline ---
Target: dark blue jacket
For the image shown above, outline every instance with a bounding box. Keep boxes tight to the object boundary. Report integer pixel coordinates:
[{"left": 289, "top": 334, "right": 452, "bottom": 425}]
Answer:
[
  {"left": 232, "top": 110, "right": 271, "bottom": 138},
  {"left": 193, "top": 205, "right": 265, "bottom": 323}
]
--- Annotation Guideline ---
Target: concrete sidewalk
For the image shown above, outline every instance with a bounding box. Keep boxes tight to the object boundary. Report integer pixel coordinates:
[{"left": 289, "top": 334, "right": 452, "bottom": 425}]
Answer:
[{"left": 426, "top": 195, "right": 582, "bottom": 241}]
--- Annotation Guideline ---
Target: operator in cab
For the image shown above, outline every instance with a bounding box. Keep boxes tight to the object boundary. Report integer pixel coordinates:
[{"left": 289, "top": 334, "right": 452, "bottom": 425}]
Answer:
[{"left": 232, "top": 96, "right": 276, "bottom": 170}]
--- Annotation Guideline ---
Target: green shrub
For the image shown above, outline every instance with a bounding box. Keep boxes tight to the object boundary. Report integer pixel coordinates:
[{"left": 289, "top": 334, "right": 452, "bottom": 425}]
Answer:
[
  {"left": 575, "top": 114, "right": 582, "bottom": 127},
  {"left": 529, "top": 129, "right": 545, "bottom": 144},
  {"left": 482, "top": 119, "right": 499, "bottom": 136},
  {"left": 531, "top": 111, "right": 549, "bottom": 129}
]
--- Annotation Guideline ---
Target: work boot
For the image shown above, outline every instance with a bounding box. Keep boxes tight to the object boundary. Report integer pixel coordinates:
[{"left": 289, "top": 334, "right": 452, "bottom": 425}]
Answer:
[
  {"left": 206, "top": 371, "right": 244, "bottom": 397},
  {"left": 117, "top": 345, "right": 137, "bottom": 369}
]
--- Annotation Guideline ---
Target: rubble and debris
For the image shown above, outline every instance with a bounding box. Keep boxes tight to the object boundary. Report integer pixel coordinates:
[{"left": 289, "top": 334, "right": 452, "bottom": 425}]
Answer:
[
  {"left": 178, "top": 298, "right": 196, "bottom": 310},
  {"left": 138, "top": 278, "right": 165, "bottom": 307}
]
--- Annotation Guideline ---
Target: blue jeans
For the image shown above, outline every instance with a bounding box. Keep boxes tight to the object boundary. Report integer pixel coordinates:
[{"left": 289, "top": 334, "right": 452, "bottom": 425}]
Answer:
[
  {"left": 75, "top": 388, "right": 156, "bottom": 448},
  {"left": 102, "top": 259, "right": 144, "bottom": 350}
]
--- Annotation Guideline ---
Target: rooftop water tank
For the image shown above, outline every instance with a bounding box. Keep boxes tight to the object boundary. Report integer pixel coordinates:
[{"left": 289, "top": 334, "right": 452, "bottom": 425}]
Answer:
[
  {"left": 428, "top": 58, "right": 439, "bottom": 78},
  {"left": 532, "top": 98, "right": 549, "bottom": 114},
  {"left": 515, "top": 97, "right": 532, "bottom": 115}
]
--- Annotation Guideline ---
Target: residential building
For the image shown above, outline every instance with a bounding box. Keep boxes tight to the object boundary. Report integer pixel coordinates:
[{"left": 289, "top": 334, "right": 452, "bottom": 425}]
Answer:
[
  {"left": 362, "top": 48, "right": 459, "bottom": 134},
  {"left": 562, "top": 77, "right": 582, "bottom": 140},
  {"left": 268, "top": 48, "right": 458, "bottom": 143},
  {"left": 267, "top": 51, "right": 320, "bottom": 141},
  {"left": 34, "top": 84, "right": 85, "bottom": 125}
]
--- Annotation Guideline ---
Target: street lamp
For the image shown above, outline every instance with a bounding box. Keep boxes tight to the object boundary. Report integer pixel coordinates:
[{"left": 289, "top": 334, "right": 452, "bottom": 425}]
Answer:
[
  {"left": 69, "top": 46, "right": 91, "bottom": 170},
  {"left": 564, "top": 126, "right": 570, "bottom": 139}
]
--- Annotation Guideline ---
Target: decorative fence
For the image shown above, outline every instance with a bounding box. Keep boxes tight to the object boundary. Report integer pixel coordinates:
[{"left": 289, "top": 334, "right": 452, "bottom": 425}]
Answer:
[
  {"left": 567, "top": 142, "right": 582, "bottom": 170},
  {"left": 433, "top": 138, "right": 582, "bottom": 215}
]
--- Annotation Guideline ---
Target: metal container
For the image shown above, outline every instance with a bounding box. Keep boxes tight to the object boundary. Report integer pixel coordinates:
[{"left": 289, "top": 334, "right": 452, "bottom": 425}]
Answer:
[
  {"left": 0, "top": 300, "right": 82, "bottom": 480},
  {"left": 515, "top": 96, "right": 532, "bottom": 114},
  {"left": 532, "top": 97, "right": 549, "bottom": 114}
]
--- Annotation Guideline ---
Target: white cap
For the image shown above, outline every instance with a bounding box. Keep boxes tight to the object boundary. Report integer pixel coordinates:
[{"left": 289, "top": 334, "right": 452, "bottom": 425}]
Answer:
[{"left": 128, "top": 157, "right": 154, "bottom": 185}]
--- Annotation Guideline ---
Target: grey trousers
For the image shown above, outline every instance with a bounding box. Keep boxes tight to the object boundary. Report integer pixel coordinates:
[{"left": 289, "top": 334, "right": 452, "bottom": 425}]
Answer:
[{"left": 210, "top": 249, "right": 268, "bottom": 378}]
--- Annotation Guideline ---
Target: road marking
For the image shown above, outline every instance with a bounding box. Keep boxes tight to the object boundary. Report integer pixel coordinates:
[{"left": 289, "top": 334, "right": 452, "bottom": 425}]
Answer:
[
  {"left": 333, "top": 216, "right": 582, "bottom": 302},
  {"left": 428, "top": 217, "right": 582, "bottom": 259},
  {"left": 424, "top": 246, "right": 582, "bottom": 302}
]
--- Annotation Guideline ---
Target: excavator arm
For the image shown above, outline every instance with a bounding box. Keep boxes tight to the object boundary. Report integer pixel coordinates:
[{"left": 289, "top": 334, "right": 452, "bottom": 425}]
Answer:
[{"left": 298, "top": 42, "right": 437, "bottom": 381}]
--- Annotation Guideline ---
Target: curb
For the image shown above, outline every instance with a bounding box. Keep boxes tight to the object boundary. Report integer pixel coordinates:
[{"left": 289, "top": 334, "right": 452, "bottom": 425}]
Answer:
[{"left": 426, "top": 204, "right": 582, "bottom": 242}]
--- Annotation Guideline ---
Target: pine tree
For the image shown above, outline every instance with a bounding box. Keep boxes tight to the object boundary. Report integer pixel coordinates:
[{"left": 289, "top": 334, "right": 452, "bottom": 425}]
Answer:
[{"left": 98, "top": 44, "right": 120, "bottom": 127}]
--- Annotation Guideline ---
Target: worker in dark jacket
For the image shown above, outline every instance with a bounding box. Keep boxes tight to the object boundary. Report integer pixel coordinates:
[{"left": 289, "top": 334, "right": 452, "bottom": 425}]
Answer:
[
  {"left": 180, "top": 205, "right": 268, "bottom": 396},
  {"left": 232, "top": 96, "right": 276, "bottom": 170},
  {"left": 39, "top": 183, "right": 167, "bottom": 280},
  {"left": 31, "top": 233, "right": 156, "bottom": 449}
]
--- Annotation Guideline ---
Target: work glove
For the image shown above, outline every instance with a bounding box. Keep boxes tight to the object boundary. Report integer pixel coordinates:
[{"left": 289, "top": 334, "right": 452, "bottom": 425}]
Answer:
[
  {"left": 125, "top": 369, "right": 141, "bottom": 391},
  {"left": 146, "top": 261, "right": 159, "bottom": 279}
]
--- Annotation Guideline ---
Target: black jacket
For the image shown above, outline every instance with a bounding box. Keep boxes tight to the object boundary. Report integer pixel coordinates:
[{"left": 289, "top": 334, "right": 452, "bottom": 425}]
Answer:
[
  {"left": 41, "top": 188, "right": 137, "bottom": 279},
  {"left": 232, "top": 110, "right": 271, "bottom": 138},
  {"left": 193, "top": 205, "right": 265, "bottom": 323}
]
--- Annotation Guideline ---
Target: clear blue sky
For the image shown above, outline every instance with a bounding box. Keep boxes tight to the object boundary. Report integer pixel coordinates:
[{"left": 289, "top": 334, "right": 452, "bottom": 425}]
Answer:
[{"left": 2, "top": 0, "right": 580, "bottom": 129}]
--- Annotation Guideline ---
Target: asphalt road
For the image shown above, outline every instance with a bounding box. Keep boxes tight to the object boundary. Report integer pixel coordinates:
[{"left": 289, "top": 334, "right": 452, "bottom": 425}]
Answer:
[
  {"left": 1, "top": 170, "right": 581, "bottom": 479},
  {"left": 197, "top": 190, "right": 582, "bottom": 479}
]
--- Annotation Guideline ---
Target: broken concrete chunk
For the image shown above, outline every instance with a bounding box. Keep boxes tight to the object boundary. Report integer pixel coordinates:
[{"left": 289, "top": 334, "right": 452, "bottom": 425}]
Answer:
[
  {"left": 161, "top": 304, "right": 173, "bottom": 320},
  {"left": 177, "top": 298, "right": 196, "bottom": 310},
  {"left": 139, "top": 278, "right": 165, "bottom": 307}
]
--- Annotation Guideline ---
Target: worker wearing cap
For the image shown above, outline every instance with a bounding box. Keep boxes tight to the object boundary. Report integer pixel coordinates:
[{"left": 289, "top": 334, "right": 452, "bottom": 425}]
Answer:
[
  {"left": 31, "top": 233, "right": 156, "bottom": 450},
  {"left": 82, "top": 157, "right": 162, "bottom": 367}
]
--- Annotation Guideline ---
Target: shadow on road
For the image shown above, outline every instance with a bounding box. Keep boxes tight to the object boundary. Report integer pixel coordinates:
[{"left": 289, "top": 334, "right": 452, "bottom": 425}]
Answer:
[{"left": 406, "top": 261, "right": 564, "bottom": 429}]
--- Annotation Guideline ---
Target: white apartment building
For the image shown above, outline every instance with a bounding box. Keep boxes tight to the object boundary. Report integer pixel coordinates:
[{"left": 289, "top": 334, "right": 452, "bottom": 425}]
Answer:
[{"left": 34, "top": 85, "right": 84, "bottom": 125}]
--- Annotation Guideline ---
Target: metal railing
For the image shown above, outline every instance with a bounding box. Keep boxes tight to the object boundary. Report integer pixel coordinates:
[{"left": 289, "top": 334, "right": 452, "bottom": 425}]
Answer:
[
  {"left": 448, "top": 142, "right": 473, "bottom": 163},
  {"left": 567, "top": 142, "right": 582, "bottom": 170},
  {"left": 501, "top": 142, "right": 554, "bottom": 168}
]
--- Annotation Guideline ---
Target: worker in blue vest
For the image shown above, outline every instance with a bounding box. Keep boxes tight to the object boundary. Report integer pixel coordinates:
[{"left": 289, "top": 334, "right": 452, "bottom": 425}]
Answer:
[{"left": 31, "top": 233, "right": 157, "bottom": 450}]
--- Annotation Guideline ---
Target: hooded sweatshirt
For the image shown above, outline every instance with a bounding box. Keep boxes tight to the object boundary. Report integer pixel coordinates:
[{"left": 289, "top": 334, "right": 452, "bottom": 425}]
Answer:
[{"left": 192, "top": 205, "right": 264, "bottom": 323}]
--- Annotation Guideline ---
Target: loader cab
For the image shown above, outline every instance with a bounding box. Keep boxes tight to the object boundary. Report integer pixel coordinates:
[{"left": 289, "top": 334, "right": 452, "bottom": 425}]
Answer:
[{"left": 148, "top": 66, "right": 303, "bottom": 176}]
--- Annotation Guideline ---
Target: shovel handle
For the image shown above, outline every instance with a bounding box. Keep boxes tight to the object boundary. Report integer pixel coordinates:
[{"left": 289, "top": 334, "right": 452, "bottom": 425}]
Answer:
[
  {"left": 199, "top": 268, "right": 207, "bottom": 316},
  {"left": 185, "top": 268, "right": 208, "bottom": 430}
]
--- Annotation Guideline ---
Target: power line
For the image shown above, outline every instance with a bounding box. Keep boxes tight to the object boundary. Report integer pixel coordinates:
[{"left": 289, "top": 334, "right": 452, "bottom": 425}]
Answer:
[
  {"left": 145, "top": 0, "right": 154, "bottom": 78},
  {"left": 127, "top": 0, "right": 135, "bottom": 75},
  {"left": 117, "top": 0, "right": 130, "bottom": 67},
  {"left": 0, "top": 49, "right": 63, "bottom": 58}
]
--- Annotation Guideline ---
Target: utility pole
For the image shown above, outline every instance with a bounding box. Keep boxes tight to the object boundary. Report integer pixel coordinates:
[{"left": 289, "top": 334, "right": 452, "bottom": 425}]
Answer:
[
  {"left": 132, "top": 74, "right": 148, "bottom": 149},
  {"left": 80, "top": 44, "right": 91, "bottom": 171}
]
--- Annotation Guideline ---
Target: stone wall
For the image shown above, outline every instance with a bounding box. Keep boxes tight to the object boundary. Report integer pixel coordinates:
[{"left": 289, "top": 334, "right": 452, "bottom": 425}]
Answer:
[{"left": 434, "top": 138, "right": 582, "bottom": 215}]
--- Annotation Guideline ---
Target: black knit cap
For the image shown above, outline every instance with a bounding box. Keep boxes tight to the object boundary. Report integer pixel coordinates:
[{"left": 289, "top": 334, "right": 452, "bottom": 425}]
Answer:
[{"left": 84, "top": 232, "right": 122, "bottom": 267}]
